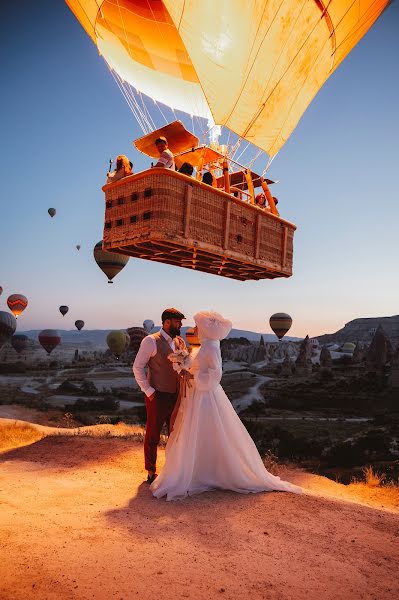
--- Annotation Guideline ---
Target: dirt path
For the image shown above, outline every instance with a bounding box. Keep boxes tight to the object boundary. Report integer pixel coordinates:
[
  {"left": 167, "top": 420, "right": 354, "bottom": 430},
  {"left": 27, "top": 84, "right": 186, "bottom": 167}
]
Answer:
[{"left": 1, "top": 435, "right": 399, "bottom": 600}]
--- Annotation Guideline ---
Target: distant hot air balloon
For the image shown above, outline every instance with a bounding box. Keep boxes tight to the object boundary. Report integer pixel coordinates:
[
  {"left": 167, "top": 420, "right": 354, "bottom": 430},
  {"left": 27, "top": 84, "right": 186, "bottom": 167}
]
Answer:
[
  {"left": 127, "top": 327, "right": 147, "bottom": 353},
  {"left": 59, "top": 305, "right": 69, "bottom": 317},
  {"left": 93, "top": 241, "right": 129, "bottom": 283},
  {"left": 143, "top": 319, "right": 154, "bottom": 333},
  {"left": 106, "top": 330, "right": 130, "bottom": 358},
  {"left": 38, "top": 329, "right": 61, "bottom": 354},
  {"left": 0, "top": 286, "right": 3, "bottom": 296},
  {"left": 0, "top": 311, "right": 17, "bottom": 350},
  {"left": 48, "top": 208, "right": 56, "bottom": 218},
  {"left": 76, "top": 244, "right": 81, "bottom": 251},
  {"left": 269, "top": 313, "right": 292, "bottom": 341},
  {"left": 11, "top": 334, "right": 29, "bottom": 355},
  {"left": 7, "top": 294, "right": 28, "bottom": 318},
  {"left": 342, "top": 342, "right": 356, "bottom": 354},
  {"left": 75, "top": 320, "right": 84, "bottom": 331},
  {"left": 186, "top": 327, "right": 200, "bottom": 347}
]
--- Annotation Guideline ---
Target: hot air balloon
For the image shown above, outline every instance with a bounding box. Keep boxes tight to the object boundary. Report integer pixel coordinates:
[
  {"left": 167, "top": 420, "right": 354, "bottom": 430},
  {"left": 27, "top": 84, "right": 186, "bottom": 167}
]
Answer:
[
  {"left": 59, "top": 305, "right": 69, "bottom": 317},
  {"left": 68, "top": 0, "right": 388, "bottom": 281},
  {"left": 186, "top": 327, "right": 200, "bottom": 348},
  {"left": 38, "top": 329, "right": 61, "bottom": 354},
  {"left": 127, "top": 327, "right": 147, "bottom": 353},
  {"left": 75, "top": 320, "right": 84, "bottom": 331},
  {"left": 11, "top": 334, "right": 29, "bottom": 355},
  {"left": 48, "top": 208, "right": 56, "bottom": 218},
  {"left": 143, "top": 319, "right": 154, "bottom": 334},
  {"left": 269, "top": 313, "right": 292, "bottom": 341},
  {"left": 106, "top": 330, "right": 130, "bottom": 358},
  {"left": 76, "top": 244, "right": 81, "bottom": 251},
  {"left": 0, "top": 311, "right": 17, "bottom": 350},
  {"left": 7, "top": 294, "right": 28, "bottom": 318},
  {"left": 0, "top": 286, "right": 3, "bottom": 296},
  {"left": 93, "top": 241, "right": 129, "bottom": 283}
]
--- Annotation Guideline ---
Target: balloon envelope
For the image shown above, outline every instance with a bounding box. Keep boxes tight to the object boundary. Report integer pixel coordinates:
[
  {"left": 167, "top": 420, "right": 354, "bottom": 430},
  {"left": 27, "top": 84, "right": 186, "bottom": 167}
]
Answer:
[
  {"left": 93, "top": 241, "right": 129, "bottom": 283},
  {"left": 0, "top": 311, "right": 17, "bottom": 350},
  {"left": 67, "top": 0, "right": 388, "bottom": 156},
  {"left": 59, "top": 305, "right": 69, "bottom": 316},
  {"left": 127, "top": 327, "right": 147, "bottom": 353},
  {"left": 143, "top": 319, "right": 154, "bottom": 333},
  {"left": 0, "top": 286, "right": 3, "bottom": 296},
  {"left": 76, "top": 244, "right": 81, "bottom": 251},
  {"left": 38, "top": 329, "right": 61, "bottom": 354},
  {"left": 48, "top": 208, "right": 56, "bottom": 218},
  {"left": 75, "top": 320, "right": 84, "bottom": 331},
  {"left": 269, "top": 313, "right": 292, "bottom": 340},
  {"left": 7, "top": 294, "right": 28, "bottom": 318},
  {"left": 11, "top": 334, "right": 29, "bottom": 355},
  {"left": 186, "top": 327, "right": 200, "bottom": 347},
  {"left": 106, "top": 330, "right": 130, "bottom": 358}
]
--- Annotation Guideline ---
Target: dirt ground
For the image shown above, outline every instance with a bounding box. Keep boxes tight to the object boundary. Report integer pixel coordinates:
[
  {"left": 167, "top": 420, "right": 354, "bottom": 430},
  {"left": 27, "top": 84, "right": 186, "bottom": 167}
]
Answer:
[{"left": 1, "top": 426, "right": 399, "bottom": 600}]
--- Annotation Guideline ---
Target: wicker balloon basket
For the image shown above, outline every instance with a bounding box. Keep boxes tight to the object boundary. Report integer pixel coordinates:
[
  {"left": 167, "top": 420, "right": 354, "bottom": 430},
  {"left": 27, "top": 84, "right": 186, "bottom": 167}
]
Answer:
[{"left": 102, "top": 169, "right": 295, "bottom": 281}]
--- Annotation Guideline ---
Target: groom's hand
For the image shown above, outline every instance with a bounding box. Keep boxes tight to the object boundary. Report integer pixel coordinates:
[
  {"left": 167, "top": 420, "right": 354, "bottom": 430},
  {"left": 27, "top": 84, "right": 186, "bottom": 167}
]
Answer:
[{"left": 146, "top": 392, "right": 156, "bottom": 402}]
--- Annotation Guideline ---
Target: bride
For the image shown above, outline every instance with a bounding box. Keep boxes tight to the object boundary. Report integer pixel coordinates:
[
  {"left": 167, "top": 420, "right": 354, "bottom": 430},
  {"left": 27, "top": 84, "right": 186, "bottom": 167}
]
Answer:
[{"left": 151, "top": 311, "right": 302, "bottom": 501}]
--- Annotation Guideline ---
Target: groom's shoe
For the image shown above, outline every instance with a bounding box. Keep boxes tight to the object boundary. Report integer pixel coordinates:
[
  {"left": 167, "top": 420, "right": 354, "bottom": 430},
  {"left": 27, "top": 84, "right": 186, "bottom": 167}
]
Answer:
[{"left": 147, "top": 473, "right": 157, "bottom": 484}]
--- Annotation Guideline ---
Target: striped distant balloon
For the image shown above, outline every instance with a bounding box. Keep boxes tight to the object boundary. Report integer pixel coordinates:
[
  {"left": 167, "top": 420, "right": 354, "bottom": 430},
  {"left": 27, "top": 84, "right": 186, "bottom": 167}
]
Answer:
[
  {"left": 269, "top": 313, "right": 292, "bottom": 341},
  {"left": 186, "top": 327, "right": 200, "bottom": 347},
  {"left": 7, "top": 294, "right": 28, "bottom": 318},
  {"left": 38, "top": 329, "right": 61, "bottom": 354},
  {"left": 59, "top": 305, "right": 69, "bottom": 316},
  {"left": 75, "top": 320, "right": 84, "bottom": 331},
  {"left": 127, "top": 327, "right": 147, "bottom": 353},
  {"left": 11, "top": 334, "right": 29, "bottom": 355},
  {"left": 0, "top": 311, "right": 17, "bottom": 350},
  {"left": 48, "top": 208, "right": 56, "bottom": 218},
  {"left": 93, "top": 241, "right": 129, "bottom": 283}
]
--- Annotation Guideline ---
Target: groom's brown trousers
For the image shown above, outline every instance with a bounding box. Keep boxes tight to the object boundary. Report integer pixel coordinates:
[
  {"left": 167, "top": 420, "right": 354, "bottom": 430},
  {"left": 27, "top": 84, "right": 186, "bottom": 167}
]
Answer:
[{"left": 144, "top": 391, "right": 178, "bottom": 472}]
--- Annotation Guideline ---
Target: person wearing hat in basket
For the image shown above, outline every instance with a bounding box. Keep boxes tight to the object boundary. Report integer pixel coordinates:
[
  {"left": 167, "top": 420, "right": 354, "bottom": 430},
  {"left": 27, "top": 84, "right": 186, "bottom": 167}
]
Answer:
[{"left": 133, "top": 308, "right": 186, "bottom": 483}]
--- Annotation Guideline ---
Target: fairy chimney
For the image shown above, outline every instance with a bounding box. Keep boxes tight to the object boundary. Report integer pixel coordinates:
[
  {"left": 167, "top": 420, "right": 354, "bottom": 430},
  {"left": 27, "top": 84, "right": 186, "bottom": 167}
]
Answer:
[
  {"left": 280, "top": 356, "right": 293, "bottom": 378},
  {"left": 295, "top": 335, "right": 312, "bottom": 375},
  {"left": 320, "top": 345, "right": 332, "bottom": 367},
  {"left": 388, "top": 344, "right": 399, "bottom": 388},
  {"left": 365, "top": 325, "right": 393, "bottom": 372},
  {"left": 352, "top": 341, "right": 364, "bottom": 364}
]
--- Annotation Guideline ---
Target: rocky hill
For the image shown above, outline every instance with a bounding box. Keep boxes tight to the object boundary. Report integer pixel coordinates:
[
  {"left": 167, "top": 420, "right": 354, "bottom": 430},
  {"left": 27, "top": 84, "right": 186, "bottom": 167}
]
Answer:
[{"left": 317, "top": 315, "right": 399, "bottom": 345}]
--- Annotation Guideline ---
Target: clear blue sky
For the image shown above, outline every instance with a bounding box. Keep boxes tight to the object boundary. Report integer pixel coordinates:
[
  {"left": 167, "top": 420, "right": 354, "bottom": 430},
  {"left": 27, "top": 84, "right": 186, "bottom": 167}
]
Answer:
[{"left": 1, "top": 0, "right": 398, "bottom": 338}]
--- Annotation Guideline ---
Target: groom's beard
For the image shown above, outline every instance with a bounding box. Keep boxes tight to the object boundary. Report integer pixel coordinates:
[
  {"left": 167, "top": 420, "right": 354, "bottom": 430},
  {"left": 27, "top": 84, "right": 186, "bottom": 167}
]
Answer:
[{"left": 169, "top": 326, "right": 181, "bottom": 338}]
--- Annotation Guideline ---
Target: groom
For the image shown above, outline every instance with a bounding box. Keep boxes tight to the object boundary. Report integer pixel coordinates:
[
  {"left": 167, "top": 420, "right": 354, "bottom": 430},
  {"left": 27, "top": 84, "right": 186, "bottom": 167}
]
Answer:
[{"left": 133, "top": 307, "right": 186, "bottom": 483}]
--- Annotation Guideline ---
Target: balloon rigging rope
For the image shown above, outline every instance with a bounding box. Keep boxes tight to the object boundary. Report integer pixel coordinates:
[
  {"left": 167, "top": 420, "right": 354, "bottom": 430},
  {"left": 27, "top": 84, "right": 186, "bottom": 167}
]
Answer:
[
  {"left": 137, "top": 89, "right": 157, "bottom": 131},
  {"left": 110, "top": 70, "right": 147, "bottom": 132},
  {"left": 110, "top": 70, "right": 150, "bottom": 133}
]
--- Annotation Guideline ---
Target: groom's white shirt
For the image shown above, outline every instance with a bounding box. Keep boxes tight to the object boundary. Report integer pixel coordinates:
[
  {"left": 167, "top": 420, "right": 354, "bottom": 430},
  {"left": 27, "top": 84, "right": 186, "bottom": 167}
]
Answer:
[{"left": 133, "top": 329, "right": 178, "bottom": 397}]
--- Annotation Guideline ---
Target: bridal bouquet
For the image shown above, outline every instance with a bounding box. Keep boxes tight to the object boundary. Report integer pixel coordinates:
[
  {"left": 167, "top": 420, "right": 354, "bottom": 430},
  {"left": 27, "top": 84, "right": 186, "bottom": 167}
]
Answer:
[{"left": 168, "top": 348, "right": 191, "bottom": 372}]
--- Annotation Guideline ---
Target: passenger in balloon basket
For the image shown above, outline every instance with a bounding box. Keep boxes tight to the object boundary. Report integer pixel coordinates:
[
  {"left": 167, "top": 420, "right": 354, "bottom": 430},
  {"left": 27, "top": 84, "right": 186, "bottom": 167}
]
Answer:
[
  {"left": 153, "top": 136, "right": 175, "bottom": 170},
  {"left": 106, "top": 154, "right": 132, "bottom": 183},
  {"left": 133, "top": 307, "right": 187, "bottom": 484}
]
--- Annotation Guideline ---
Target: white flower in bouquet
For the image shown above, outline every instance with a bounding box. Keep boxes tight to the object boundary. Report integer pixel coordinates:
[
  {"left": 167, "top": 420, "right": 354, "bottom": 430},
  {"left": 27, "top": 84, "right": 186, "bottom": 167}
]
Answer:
[{"left": 168, "top": 348, "right": 190, "bottom": 372}]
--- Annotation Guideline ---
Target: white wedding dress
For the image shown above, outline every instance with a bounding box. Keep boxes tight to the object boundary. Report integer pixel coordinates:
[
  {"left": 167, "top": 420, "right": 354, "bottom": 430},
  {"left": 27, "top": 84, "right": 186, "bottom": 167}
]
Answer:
[{"left": 151, "top": 315, "right": 302, "bottom": 501}]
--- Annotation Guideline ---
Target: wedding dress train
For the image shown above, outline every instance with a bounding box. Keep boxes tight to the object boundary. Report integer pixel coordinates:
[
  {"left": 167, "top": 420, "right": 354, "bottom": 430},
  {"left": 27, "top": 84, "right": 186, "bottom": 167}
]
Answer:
[{"left": 150, "top": 316, "right": 302, "bottom": 501}]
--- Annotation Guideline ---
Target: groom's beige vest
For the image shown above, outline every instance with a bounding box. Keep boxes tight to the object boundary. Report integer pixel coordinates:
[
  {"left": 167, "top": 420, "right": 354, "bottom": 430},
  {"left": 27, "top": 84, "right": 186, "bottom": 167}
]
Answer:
[{"left": 148, "top": 331, "right": 185, "bottom": 393}]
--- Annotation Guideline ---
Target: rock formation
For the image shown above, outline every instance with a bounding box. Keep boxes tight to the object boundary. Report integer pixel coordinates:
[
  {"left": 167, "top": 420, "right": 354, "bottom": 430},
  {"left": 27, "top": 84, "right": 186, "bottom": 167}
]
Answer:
[
  {"left": 295, "top": 335, "right": 313, "bottom": 375},
  {"left": 317, "top": 315, "right": 399, "bottom": 345},
  {"left": 365, "top": 325, "right": 393, "bottom": 372},
  {"left": 320, "top": 345, "right": 332, "bottom": 367},
  {"left": 388, "top": 344, "right": 399, "bottom": 388}
]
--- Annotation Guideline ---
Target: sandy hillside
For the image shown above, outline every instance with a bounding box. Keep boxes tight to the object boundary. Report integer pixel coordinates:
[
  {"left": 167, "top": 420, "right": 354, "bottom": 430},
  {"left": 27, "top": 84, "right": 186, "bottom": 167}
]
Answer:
[{"left": 1, "top": 420, "right": 399, "bottom": 600}]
